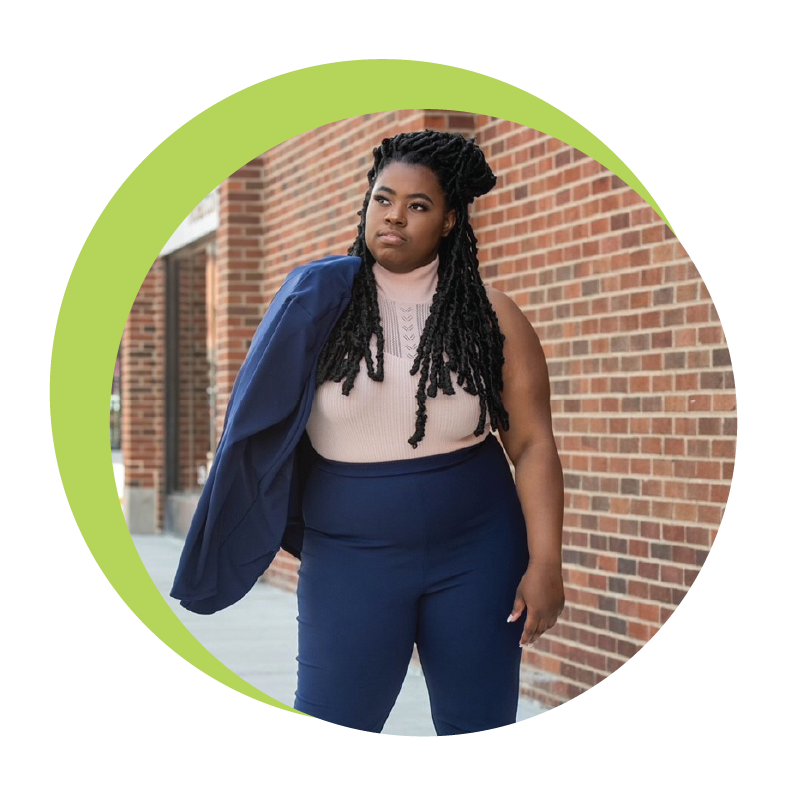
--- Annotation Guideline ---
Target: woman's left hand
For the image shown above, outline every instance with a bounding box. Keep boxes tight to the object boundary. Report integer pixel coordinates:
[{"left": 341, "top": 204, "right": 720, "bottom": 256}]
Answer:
[{"left": 508, "top": 561, "right": 565, "bottom": 647}]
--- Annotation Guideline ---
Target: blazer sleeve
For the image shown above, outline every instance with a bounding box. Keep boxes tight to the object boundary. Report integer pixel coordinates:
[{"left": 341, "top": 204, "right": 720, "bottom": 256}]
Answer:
[
  {"left": 169, "top": 297, "right": 324, "bottom": 612},
  {"left": 169, "top": 255, "right": 360, "bottom": 614}
]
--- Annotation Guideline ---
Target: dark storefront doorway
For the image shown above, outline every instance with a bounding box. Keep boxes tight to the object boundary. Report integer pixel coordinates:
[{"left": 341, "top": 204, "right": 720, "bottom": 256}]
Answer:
[{"left": 164, "top": 239, "right": 216, "bottom": 535}]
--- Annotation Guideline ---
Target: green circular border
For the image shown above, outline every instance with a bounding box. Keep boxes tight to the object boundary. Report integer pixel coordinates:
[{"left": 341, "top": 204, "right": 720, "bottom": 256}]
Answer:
[{"left": 50, "top": 59, "right": 671, "bottom": 714}]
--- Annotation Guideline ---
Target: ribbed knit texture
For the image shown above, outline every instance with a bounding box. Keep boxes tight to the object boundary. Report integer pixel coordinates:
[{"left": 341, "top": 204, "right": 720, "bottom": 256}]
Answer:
[{"left": 306, "top": 255, "right": 490, "bottom": 462}]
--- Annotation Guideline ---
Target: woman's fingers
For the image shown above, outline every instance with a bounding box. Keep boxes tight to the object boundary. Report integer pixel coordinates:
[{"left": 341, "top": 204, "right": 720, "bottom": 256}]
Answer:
[
  {"left": 520, "top": 613, "right": 542, "bottom": 647},
  {"left": 520, "top": 614, "right": 559, "bottom": 648},
  {"left": 507, "top": 593, "right": 526, "bottom": 623}
]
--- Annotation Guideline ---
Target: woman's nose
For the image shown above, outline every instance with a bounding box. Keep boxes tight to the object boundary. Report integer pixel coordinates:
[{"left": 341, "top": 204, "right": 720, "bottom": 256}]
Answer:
[{"left": 385, "top": 205, "right": 406, "bottom": 225}]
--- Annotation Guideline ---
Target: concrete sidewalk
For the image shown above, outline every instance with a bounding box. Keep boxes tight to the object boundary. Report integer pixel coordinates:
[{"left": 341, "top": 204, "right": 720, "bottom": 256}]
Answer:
[{"left": 133, "top": 533, "right": 548, "bottom": 736}]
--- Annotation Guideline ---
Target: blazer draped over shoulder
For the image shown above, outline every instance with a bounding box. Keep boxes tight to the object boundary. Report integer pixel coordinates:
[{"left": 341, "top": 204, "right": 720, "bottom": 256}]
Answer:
[{"left": 170, "top": 255, "right": 361, "bottom": 614}]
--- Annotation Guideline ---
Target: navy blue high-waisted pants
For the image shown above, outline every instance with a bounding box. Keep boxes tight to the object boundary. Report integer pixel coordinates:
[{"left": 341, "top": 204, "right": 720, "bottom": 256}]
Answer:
[{"left": 292, "top": 433, "right": 530, "bottom": 735}]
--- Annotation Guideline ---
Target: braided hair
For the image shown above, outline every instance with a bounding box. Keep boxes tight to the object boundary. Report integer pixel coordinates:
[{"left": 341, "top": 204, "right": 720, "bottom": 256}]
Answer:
[{"left": 315, "top": 129, "right": 510, "bottom": 448}]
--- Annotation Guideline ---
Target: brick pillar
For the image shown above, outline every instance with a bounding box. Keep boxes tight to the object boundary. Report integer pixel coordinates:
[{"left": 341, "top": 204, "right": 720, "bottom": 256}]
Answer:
[
  {"left": 176, "top": 247, "right": 211, "bottom": 492},
  {"left": 213, "top": 159, "right": 265, "bottom": 444},
  {"left": 121, "top": 257, "right": 166, "bottom": 534}
]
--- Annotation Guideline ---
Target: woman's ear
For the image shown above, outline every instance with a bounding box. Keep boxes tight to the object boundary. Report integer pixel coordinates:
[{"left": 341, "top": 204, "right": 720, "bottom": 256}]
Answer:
[{"left": 442, "top": 209, "right": 456, "bottom": 238}]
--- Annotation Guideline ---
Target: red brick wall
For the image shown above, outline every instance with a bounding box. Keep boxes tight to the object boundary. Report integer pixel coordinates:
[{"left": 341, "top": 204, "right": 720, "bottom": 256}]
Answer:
[
  {"left": 471, "top": 117, "right": 734, "bottom": 705},
  {"left": 121, "top": 257, "right": 166, "bottom": 531},
  {"left": 213, "top": 158, "right": 266, "bottom": 444}
]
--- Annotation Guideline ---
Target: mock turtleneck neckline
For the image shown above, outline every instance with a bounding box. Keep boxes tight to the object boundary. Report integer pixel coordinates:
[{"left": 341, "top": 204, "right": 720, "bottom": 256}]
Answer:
[{"left": 372, "top": 255, "right": 440, "bottom": 303}]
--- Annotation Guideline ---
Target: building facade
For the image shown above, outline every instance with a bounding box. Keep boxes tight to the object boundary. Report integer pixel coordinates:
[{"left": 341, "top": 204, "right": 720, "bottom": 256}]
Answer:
[{"left": 120, "top": 109, "right": 736, "bottom": 707}]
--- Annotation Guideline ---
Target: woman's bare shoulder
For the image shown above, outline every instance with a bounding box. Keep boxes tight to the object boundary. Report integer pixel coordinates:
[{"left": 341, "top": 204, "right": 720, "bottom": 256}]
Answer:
[
  {"left": 484, "top": 284, "right": 512, "bottom": 314},
  {"left": 484, "top": 285, "right": 539, "bottom": 343},
  {"left": 484, "top": 285, "right": 553, "bottom": 456}
]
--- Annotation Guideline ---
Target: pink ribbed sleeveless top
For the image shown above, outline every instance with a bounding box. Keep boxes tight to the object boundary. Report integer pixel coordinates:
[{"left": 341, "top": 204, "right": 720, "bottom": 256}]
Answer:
[{"left": 305, "top": 255, "right": 490, "bottom": 462}]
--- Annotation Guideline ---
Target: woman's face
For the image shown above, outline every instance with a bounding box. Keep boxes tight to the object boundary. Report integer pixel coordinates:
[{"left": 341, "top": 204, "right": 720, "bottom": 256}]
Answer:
[{"left": 364, "top": 161, "right": 456, "bottom": 273}]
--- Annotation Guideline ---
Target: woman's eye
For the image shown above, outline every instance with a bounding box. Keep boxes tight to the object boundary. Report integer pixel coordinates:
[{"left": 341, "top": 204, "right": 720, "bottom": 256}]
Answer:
[
  {"left": 410, "top": 203, "right": 429, "bottom": 212},
  {"left": 373, "top": 194, "right": 389, "bottom": 205}
]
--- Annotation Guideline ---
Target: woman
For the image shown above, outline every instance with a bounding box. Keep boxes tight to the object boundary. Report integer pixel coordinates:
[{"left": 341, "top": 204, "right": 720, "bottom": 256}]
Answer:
[{"left": 292, "top": 130, "right": 565, "bottom": 735}]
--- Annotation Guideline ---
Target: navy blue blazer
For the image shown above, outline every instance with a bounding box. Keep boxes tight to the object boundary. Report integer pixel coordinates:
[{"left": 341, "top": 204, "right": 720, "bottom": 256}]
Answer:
[{"left": 170, "top": 255, "right": 361, "bottom": 614}]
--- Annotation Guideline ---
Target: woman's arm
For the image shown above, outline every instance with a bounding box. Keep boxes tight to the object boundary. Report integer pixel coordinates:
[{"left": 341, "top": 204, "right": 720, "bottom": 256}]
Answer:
[{"left": 486, "top": 286, "right": 566, "bottom": 647}]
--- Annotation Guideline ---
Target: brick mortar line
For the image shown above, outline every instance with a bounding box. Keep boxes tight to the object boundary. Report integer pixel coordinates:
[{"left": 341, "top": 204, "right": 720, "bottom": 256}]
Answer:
[
  {"left": 551, "top": 394, "right": 735, "bottom": 404},
  {"left": 558, "top": 445, "right": 735, "bottom": 453},
  {"left": 532, "top": 318, "right": 723, "bottom": 336},
  {"left": 560, "top": 508, "right": 725, "bottom": 527},
  {"left": 536, "top": 276, "right": 714, "bottom": 298},
  {"left": 551, "top": 386, "right": 733, "bottom": 395},
  {"left": 491, "top": 259, "right": 693, "bottom": 287},
  {"left": 548, "top": 344, "right": 733, "bottom": 360},
  {"left": 562, "top": 564, "right": 700, "bottom": 580},
  {"left": 564, "top": 517, "right": 721, "bottom": 532},
  {"left": 553, "top": 413, "right": 734, "bottom": 424},
  {"left": 561, "top": 564, "right": 698, "bottom": 588},
  {"left": 474, "top": 200, "right": 665, "bottom": 233},
  {"left": 561, "top": 538, "right": 713, "bottom": 559},
  {"left": 565, "top": 490, "right": 727, "bottom": 504},
  {"left": 564, "top": 500, "right": 727, "bottom": 512},
  {"left": 563, "top": 490, "right": 729, "bottom": 505},
  {"left": 550, "top": 396, "right": 738, "bottom": 406},
  {"left": 556, "top": 538, "right": 714, "bottom": 555},
  {"left": 552, "top": 401, "right": 735, "bottom": 410},
  {"left": 548, "top": 350, "right": 731, "bottom": 364},
  {"left": 473, "top": 190, "right": 666, "bottom": 226},
  {"left": 554, "top": 438, "right": 736, "bottom": 444},
  {"left": 478, "top": 233, "right": 673, "bottom": 261},
  {"left": 561, "top": 537, "right": 709, "bottom": 555},
  {"left": 555, "top": 434, "right": 734, "bottom": 443},
  {"left": 545, "top": 619, "right": 662, "bottom": 647},
  {"left": 563, "top": 477, "right": 730, "bottom": 488},
  {"left": 488, "top": 169, "right": 622, "bottom": 199},
  {"left": 561, "top": 483, "right": 731, "bottom": 499},
  {"left": 507, "top": 264, "right": 697, "bottom": 285}
]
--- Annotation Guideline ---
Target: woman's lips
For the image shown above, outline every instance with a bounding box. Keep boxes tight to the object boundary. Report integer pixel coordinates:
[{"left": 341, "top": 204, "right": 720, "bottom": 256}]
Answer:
[{"left": 378, "top": 232, "right": 406, "bottom": 245}]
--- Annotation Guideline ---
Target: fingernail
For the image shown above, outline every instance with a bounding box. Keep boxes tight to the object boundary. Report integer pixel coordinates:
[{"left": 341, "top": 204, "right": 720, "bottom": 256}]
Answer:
[{"left": 507, "top": 614, "right": 513, "bottom": 622}]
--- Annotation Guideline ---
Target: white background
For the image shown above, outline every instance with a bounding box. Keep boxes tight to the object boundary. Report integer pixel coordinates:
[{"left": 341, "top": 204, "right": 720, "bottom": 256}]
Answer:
[{"left": 4, "top": 2, "right": 797, "bottom": 797}]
